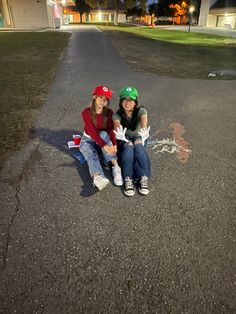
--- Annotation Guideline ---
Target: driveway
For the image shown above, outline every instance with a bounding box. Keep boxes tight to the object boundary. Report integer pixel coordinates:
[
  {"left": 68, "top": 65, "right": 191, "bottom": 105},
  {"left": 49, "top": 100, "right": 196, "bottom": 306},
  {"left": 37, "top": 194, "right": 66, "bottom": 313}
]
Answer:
[{"left": 0, "top": 25, "right": 235, "bottom": 313}]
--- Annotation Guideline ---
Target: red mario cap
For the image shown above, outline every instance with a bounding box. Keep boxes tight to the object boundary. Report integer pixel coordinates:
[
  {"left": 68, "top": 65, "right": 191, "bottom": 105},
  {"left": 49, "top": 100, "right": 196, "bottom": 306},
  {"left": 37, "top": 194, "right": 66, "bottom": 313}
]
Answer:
[{"left": 92, "top": 85, "right": 112, "bottom": 100}]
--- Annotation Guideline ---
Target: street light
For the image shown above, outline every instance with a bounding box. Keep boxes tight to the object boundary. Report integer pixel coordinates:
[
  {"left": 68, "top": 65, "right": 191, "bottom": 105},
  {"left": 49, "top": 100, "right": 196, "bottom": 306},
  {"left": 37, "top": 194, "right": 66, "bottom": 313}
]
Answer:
[{"left": 188, "top": 5, "right": 195, "bottom": 32}]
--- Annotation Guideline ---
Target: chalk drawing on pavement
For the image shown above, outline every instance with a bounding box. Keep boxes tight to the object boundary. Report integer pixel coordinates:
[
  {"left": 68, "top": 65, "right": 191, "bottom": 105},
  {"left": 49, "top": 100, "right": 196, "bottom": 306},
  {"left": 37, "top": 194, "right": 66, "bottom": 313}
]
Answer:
[{"left": 148, "top": 122, "right": 192, "bottom": 163}]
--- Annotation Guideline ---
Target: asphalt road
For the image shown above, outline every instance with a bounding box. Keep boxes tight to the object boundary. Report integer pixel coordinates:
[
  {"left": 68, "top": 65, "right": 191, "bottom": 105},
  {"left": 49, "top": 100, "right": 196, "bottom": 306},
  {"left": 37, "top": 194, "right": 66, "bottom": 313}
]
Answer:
[{"left": 0, "top": 25, "right": 235, "bottom": 313}]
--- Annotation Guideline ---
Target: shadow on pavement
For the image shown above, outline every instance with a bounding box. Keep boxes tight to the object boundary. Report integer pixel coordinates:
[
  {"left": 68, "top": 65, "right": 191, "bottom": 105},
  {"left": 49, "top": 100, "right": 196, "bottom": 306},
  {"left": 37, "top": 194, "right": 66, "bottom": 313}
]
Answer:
[{"left": 32, "top": 127, "right": 102, "bottom": 198}]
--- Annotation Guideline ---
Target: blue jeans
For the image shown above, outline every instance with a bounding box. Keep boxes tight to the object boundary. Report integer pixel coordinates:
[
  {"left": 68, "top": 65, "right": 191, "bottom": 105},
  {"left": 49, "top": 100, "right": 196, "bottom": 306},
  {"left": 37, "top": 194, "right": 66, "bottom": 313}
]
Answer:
[
  {"left": 118, "top": 137, "right": 151, "bottom": 180},
  {"left": 79, "top": 131, "right": 116, "bottom": 178}
]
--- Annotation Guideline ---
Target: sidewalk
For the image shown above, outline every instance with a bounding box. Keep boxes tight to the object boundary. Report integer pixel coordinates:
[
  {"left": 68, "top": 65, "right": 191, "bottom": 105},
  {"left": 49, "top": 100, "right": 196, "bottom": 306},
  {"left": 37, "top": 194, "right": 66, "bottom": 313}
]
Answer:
[
  {"left": 0, "top": 27, "right": 48, "bottom": 32},
  {"left": 1, "top": 24, "right": 236, "bottom": 37},
  {"left": 159, "top": 25, "right": 236, "bottom": 37}
]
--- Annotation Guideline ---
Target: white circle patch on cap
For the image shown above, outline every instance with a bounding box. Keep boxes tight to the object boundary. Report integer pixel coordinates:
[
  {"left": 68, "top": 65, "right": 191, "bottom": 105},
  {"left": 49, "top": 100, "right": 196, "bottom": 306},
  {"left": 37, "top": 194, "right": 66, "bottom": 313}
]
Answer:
[
  {"left": 126, "top": 87, "right": 132, "bottom": 91},
  {"left": 103, "top": 87, "right": 108, "bottom": 92}
]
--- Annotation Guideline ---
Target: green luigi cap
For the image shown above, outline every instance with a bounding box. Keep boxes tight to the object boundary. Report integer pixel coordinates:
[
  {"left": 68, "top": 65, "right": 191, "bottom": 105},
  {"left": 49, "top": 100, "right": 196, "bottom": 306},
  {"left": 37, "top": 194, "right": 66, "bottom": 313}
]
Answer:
[{"left": 119, "top": 86, "right": 138, "bottom": 101}]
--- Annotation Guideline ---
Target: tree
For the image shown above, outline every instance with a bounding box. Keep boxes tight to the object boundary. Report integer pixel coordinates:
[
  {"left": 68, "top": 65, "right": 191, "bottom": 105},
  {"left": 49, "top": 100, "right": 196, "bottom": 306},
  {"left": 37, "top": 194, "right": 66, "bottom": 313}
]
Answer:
[
  {"left": 170, "top": 1, "right": 201, "bottom": 23},
  {"left": 86, "top": 0, "right": 109, "bottom": 9},
  {"left": 94, "top": 0, "right": 148, "bottom": 26},
  {"left": 189, "top": 0, "right": 201, "bottom": 22},
  {"left": 114, "top": 0, "right": 119, "bottom": 26},
  {"left": 148, "top": 1, "right": 159, "bottom": 17},
  {"left": 169, "top": 1, "right": 188, "bottom": 23},
  {"left": 75, "top": 0, "right": 148, "bottom": 26},
  {"left": 126, "top": 6, "right": 143, "bottom": 17},
  {"left": 74, "top": 0, "right": 92, "bottom": 23},
  {"left": 87, "top": 0, "right": 118, "bottom": 25},
  {"left": 154, "top": 0, "right": 174, "bottom": 17},
  {"left": 148, "top": 0, "right": 201, "bottom": 22},
  {"left": 126, "top": 0, "right": 147, "bottom": 17}
]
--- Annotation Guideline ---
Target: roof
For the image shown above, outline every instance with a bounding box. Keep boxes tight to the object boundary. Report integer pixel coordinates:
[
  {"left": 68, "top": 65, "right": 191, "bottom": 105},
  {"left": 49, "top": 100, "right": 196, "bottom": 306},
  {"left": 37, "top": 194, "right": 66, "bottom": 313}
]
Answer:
[{"left": 210, "top": 0, "right": 236, "bottom": 9}]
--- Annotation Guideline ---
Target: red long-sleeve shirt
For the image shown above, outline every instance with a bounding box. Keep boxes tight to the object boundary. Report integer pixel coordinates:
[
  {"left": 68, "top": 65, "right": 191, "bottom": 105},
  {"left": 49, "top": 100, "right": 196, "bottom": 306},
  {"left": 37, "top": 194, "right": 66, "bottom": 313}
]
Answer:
[{"left": 81, "top": 107, "right": 117, "bottom": 147}]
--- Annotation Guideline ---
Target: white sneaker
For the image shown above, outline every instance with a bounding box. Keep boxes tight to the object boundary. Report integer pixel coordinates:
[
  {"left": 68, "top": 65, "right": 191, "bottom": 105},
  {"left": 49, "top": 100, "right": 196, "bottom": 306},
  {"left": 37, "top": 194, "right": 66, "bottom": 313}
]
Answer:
[
  {"left": 93, "top": 175, "right": 109, "bottom": 190},
  {"left": 112, "top": 166, "right": 123, "bottom": 186}
]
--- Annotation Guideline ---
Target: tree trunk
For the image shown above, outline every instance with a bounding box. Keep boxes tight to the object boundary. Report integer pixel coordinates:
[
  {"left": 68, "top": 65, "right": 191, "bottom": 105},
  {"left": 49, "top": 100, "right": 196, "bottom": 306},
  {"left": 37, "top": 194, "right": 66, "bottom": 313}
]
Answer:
[
  {"left": 113, "top": 0, "right": 119, "bottom": 26},
  {"left": 79, "top": 12, "right": 83, "bottom": 23}
]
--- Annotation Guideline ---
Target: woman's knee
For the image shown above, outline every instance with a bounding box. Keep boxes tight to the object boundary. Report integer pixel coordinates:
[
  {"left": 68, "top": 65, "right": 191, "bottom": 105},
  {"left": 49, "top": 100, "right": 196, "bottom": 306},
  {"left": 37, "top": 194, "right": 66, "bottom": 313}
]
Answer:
[
  {"left": 122, "top": 142, "right": 134, "bottom": 153},
  {"left": 124, "top": 141, "right": 134, "bottom": 148},
  {"left": 122, "top": 142, "right": 134, "bottom": 158},
  {"left": 80, "top": 142, "right": 97, "bottom": 159},
  {"left": 134, "top": 142, "right": 145, "bottom": 152},
  {"left": 99, "top": 131, "right": 110, "bottom": 142},
  {"left": 134, "top": 138, "right": 142, "bottom": 145}
]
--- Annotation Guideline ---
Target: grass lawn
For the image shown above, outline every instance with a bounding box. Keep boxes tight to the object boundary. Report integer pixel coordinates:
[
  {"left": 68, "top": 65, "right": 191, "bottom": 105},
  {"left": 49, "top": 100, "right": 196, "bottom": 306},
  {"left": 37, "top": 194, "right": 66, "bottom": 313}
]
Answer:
[
  {"left": 99, "top": 25, "right": 236, "bottom": 79},
  {"left": 0, "top": 32, "right": 70, "bottom": 169},
  {"left": 103, "top": 25, "right": 236, "bottom": 45}
]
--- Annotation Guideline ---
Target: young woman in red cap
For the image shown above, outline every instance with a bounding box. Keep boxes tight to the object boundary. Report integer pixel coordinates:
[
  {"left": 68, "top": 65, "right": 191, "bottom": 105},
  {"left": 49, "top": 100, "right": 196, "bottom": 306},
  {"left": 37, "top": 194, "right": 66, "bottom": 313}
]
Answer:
[{"left": 79, "top": 85, "right": 123, "bottom": 190}]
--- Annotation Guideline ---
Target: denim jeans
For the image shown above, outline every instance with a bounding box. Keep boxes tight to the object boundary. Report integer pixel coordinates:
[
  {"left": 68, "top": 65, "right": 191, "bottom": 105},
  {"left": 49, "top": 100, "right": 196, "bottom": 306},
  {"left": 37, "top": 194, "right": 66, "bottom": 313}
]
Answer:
[
  {"left": 118, "top": 137, "right": 151, "bottom": 179},
  {"left": 79, "top": 131, "right": 116, "bottom": 178}
]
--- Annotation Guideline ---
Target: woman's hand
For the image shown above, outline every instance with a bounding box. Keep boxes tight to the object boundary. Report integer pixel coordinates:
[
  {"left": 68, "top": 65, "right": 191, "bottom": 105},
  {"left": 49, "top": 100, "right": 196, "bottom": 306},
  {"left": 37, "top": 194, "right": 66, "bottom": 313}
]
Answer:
[
  {"left": 103, "top": 144, "right": 117, "bottom": 155},
  {"left": 113, "top": 126, "right": 129, "bottom": 142},
  {"left": 138, "top": 126, "right": 150, "bottom": 145}
]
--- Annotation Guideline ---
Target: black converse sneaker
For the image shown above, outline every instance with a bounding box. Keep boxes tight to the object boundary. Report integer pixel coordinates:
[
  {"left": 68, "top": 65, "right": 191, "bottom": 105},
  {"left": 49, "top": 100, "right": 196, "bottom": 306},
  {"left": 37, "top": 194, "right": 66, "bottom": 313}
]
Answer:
[
  {"left": 124, "top": 177, "right": 135, "bottom": 197},
  {"left": 139, "top": 176, "right": 149, "bottom": 195}
]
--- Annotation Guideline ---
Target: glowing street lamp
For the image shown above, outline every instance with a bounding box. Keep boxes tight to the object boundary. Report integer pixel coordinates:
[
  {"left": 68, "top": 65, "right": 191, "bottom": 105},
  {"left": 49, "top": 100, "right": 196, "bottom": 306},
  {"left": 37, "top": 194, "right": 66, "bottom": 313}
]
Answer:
[
  {"left": 188, "top": 5, "right": 195, "bottom": 32},
  {"left": 189, "top": 6, "right": 195, "bottom": 14}
]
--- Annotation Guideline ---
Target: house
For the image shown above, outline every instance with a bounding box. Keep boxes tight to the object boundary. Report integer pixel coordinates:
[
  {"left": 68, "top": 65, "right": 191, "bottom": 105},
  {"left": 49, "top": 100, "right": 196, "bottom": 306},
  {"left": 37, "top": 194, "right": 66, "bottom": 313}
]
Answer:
[
  {"left": 198, "top": 0, "right": 236, "bottom": 29},
  {"left": 0, "top": 0, "right": 126, "bottom": 29},
  {"left": 88, "top": 7, "right": 126, "bottom": 23},
  {"left": 0, "top": 0, "right": 74, "bottom": 29},
  {"left": 63, "top": 0, "right": 126, "bottom": 24}
]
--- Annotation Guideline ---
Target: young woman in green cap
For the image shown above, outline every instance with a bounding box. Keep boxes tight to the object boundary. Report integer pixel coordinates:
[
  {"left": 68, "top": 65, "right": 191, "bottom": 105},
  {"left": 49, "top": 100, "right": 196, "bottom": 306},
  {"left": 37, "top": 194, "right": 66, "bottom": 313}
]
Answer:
[{"left": 113, "top": 86, "right": 151, "bottom": 196}]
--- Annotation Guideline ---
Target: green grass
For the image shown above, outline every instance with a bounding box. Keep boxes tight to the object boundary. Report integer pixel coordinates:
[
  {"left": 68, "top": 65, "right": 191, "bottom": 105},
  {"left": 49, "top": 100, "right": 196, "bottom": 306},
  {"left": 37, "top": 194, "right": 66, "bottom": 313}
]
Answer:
[
  {"left": 0, "top": 32, "right": 71, "bottom": 168},
  {"left": 100, "top": 25, "right": 236, "bottom": 46},
  {"left": 71, "top": 21, "right": 135, "bottom": 28},
  {"left": 99, "top": 25, "right": 236, "bottom": 80}
]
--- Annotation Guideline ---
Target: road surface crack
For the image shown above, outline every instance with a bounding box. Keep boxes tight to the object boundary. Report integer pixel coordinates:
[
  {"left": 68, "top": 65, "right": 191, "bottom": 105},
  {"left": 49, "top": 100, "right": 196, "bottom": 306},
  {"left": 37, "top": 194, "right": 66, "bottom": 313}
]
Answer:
[{"left": 1, "top": 143, "right": 41, "bottom": 273}]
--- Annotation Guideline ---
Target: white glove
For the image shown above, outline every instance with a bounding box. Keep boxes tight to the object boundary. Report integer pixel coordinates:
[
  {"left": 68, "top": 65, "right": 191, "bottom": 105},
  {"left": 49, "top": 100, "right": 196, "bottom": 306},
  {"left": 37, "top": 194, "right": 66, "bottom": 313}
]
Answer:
[
  {"left": 113, "top": 125, "right": 129, "bottom": 142},
  {"left": 138, "top": 126, "right": 150, "bottom": 145}
]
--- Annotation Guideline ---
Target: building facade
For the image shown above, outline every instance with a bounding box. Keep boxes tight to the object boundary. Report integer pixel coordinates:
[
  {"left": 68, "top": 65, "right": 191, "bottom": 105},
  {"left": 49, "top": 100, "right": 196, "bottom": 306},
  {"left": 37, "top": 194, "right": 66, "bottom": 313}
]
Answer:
[
  {"left": 62, "top": 6, "right": 126, "bottom": 24},
  {"left": 0, "top": 0, "right": 75, "bottom": 29},
  {"left": 198, "top": 0, "right": 236, "bottom": 29},
  {"left": 0, "top": 0, "right": 126, "bottom": 29}
]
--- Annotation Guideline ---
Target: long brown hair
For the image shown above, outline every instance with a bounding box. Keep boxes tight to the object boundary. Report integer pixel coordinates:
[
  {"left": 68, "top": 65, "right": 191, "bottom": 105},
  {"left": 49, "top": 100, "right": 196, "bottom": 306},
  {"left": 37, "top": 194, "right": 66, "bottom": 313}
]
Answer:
[
  {"left": 117, "top": 98, "right": 140, "bottom": 131},
  {"left": 90, "top": 98, "right": 109, "bottom": 129}
]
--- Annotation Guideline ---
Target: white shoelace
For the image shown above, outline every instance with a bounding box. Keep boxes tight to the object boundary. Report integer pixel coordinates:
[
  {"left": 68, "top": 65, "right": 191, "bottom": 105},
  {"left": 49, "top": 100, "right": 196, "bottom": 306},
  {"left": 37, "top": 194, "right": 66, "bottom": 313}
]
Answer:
[
  {"left": 140, "top": 176, "right": 148, "bottom": 188},
  {"left": 125, "top": 178, "right": 133, "bottom": 190}
]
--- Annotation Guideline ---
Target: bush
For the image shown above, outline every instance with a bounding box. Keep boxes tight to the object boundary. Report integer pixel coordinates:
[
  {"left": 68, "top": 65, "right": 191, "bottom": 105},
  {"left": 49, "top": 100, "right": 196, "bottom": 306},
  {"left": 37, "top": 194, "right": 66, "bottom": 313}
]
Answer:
[{"left": 155, "top": 20, "right": 173, "bottom": 25}]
